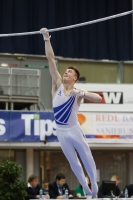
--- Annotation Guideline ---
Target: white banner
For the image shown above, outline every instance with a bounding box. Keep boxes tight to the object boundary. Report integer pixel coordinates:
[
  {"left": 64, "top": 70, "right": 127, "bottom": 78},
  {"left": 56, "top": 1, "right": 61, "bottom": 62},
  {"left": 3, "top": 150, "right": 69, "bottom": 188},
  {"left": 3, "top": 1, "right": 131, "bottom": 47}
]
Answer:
[
  {"left": 75, "top": 83, "right": 133, "bottom": 112},
  {"left": 78, "top": 113, "right": 133, "bottom": 143}
]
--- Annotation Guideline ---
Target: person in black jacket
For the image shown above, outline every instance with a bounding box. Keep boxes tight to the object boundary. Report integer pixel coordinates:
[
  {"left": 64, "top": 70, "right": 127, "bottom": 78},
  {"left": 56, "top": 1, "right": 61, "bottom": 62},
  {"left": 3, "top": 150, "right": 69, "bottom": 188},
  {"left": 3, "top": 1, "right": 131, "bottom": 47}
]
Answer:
[
  {"left": 98, "top": 175, "right": 121, "bottom": 198},
  {"left": 25, "top": 174, "right": 49, "bottom": 200},
  {"left": 49, "top": 173, "right": 73, "bottom": 199},
  {"left": 124, "top": 184, "right": 133, "bottom": 197}
]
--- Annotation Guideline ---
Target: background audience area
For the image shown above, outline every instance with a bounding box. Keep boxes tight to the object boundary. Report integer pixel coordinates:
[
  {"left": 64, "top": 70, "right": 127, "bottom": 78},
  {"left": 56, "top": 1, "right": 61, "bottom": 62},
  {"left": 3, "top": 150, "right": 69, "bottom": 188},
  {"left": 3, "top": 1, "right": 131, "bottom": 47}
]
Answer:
[{"left": 25, "top": 173, "right": 133, "bottom": 199}]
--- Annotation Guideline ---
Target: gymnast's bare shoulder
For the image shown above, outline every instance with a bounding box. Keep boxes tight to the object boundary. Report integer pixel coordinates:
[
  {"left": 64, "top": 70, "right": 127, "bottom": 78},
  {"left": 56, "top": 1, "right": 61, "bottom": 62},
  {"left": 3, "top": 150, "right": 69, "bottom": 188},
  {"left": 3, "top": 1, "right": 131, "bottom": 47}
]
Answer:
[{"left": 51, "top": 79, "right": 62, "bottom": 99}]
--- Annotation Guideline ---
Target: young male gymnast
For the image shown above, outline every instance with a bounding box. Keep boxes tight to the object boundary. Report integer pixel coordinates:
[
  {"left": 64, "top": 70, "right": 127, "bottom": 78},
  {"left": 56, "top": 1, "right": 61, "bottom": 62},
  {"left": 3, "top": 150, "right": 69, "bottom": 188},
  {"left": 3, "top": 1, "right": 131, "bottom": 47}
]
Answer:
[{"left": 40, "top": 28, "right": 102, "bottom": 198}]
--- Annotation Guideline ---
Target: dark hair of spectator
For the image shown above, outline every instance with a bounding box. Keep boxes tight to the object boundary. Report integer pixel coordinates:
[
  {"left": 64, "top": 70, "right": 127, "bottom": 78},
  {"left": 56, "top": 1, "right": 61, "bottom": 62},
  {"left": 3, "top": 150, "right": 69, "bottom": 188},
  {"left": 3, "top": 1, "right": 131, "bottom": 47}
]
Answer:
[
  {"left": 42, "top": 179, "right": 49, "bottom": 183},
  {"left": 56, "top": 173, "right": 65, "bottom": 181},
  {"left": 28, "top": 175, "right": 38, "bottom": 182}
]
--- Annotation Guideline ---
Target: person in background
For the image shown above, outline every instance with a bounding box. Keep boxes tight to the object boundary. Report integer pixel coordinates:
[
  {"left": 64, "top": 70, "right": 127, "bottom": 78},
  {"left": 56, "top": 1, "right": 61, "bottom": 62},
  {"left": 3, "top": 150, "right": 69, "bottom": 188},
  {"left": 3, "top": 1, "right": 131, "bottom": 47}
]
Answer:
[
  {"left": 75, "top": 176, "right": 92, "bottom": 198},
  {"left": 98, "top": 175, "right": 120, "bottom": 198},
  {"left": 124, "top": 184, "right": 133, "bottom": 198},
  {"left": 49, "top": 173, "right": 73, "bottom": 199},
  {"left": 25, "top": 174, "right": 49, "bottom": 200},
  {"left": 110, "top": 175, "right": 121, "bottom": 197},
  {"left": 42, "top": 179, "right": 49, "bottom": 195}
]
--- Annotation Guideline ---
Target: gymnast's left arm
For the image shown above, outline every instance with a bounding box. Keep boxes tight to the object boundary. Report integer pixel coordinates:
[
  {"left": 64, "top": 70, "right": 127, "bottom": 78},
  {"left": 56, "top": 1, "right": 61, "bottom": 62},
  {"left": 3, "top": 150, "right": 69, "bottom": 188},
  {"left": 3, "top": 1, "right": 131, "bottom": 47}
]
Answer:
[
  {"left": 83, "top": 90, "right": 102, "bottom": 102},
  {"left": 70, "top": 88, "right": 102, "bottom": 103}
]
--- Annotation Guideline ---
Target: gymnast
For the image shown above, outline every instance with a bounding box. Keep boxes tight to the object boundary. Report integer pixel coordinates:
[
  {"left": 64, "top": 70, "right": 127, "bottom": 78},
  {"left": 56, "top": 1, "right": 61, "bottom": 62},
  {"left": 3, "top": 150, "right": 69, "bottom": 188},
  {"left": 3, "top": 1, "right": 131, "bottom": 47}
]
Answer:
[{"left": 40, "top": 28, "right": 102, "bottom": 198}]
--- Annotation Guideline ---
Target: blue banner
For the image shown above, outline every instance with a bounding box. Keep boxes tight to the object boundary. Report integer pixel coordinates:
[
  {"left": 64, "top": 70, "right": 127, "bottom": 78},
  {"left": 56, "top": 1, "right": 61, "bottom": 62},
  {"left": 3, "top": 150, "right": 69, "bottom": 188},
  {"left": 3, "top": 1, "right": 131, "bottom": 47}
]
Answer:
[
  {"left": 0, "top": 111, "right": 58, "bottom": 142},
  {"left": 1, "top": 111, "right": 132, "bottom": 144}
]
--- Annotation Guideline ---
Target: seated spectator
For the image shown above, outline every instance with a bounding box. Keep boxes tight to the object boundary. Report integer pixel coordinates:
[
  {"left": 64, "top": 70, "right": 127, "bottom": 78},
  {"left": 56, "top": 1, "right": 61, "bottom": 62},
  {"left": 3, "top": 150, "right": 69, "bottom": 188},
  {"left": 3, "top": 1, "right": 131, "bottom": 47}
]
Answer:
[
  {"left": 49, "top": 173, "right": 73, "bottom": 199},
  {"left": 42, "top": 179, "right": 49, "bottom": 195},
  {"left": 124, "top": 184, "right": 133, "bottom": 197},
  {"left": 110, "top": 175, "right": 120, "bottom": 197},
  {"left": 25, "top": 174, "right": 49, "bottom": 200},
  {"left": 75, "top": 176, "right": 91, "bottom": 197},
  {"left": 98, "top": 175, "right": 121, "bottom": 198}
]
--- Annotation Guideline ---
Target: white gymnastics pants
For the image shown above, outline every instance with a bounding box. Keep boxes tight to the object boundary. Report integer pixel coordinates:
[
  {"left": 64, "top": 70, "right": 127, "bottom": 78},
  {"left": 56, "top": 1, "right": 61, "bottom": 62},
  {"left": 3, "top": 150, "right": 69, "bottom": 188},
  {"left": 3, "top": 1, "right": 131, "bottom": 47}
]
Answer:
[{"left": 56, "top": 124, "right": 98, "bottom": 197}]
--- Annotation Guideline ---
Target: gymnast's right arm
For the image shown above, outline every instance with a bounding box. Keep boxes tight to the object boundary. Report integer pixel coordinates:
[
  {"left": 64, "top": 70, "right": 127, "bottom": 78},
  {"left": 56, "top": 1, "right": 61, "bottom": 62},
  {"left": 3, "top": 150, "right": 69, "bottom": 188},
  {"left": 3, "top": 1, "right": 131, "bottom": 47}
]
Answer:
[{"left": 40, "top": 28, "right": 62, "bottom": 87}]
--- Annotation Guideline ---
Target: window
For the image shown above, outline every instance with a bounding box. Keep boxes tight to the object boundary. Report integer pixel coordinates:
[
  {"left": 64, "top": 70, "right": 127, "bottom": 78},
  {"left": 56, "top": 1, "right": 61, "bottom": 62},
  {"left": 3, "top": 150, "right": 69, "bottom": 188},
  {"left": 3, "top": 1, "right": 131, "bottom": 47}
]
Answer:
[{"left": 0, "top": 150, "right": 15, "bottom": 164}]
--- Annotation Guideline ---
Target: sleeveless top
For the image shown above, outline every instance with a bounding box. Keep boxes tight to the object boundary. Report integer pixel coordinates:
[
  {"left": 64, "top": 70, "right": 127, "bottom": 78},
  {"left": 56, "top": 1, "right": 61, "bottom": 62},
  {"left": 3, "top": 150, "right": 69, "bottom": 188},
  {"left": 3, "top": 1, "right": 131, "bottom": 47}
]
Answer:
[{"left": 53, "top": 84, "right": 79, "bottom": 129}]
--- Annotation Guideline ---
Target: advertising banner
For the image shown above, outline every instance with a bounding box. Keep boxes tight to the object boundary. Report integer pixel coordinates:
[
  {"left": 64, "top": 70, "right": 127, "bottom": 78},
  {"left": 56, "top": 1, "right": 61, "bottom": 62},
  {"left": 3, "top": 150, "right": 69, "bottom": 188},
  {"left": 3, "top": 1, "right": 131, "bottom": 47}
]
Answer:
[
  {"left": 75, "top": 83, "right": 133, "bottom": 112},
  {"left": 78, "top": 113, "right": 133, "bottom": 143},
  {"left": 0, "top": 111, "right": 133, "bottom": 143},
  {"left": 0, "top": 111, "right": 56, "bottom": 142}
]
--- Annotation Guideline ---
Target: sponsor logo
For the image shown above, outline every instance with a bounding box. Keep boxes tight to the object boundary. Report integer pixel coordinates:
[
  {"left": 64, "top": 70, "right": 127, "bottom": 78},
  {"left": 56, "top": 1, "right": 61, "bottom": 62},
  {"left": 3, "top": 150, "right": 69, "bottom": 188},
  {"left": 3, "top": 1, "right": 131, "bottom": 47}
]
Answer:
[
  {"left": 0, "top": 114, "right": 57, "bottom": 140},
  {"left": 84, "top": 92, "right": 123, "bottom": 104},
  {"left": 21, "top": 114, "right": 56, "bottom": 140},
  {"left": 58, "top": 90, "right": 61, "bottom": 96},
  {"left": 0, "top": 119, "right": 6, "bottom": 135}
]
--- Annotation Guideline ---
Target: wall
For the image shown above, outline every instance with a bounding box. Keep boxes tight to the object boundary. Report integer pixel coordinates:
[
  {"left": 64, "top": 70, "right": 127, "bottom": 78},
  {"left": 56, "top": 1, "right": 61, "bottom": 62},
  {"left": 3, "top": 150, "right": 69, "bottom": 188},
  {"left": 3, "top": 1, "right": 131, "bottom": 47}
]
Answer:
[{"left": 58, "top": 59, "right": 118, "bottom": 83}]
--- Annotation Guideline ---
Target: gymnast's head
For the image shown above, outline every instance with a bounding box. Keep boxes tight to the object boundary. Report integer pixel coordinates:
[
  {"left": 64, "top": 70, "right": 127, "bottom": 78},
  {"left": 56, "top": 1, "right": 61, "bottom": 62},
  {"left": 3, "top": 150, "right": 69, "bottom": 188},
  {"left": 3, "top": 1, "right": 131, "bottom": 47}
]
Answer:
[{"left": 63, "top": 66, "right": 80, "bottom": 83}]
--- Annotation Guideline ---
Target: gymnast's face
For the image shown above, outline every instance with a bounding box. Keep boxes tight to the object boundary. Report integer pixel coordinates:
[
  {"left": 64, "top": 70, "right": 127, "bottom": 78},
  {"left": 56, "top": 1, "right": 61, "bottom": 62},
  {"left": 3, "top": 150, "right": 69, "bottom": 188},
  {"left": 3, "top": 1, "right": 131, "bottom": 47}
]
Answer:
[{"left": 63, "top": 69, "right": 77, "bottom": 83}]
